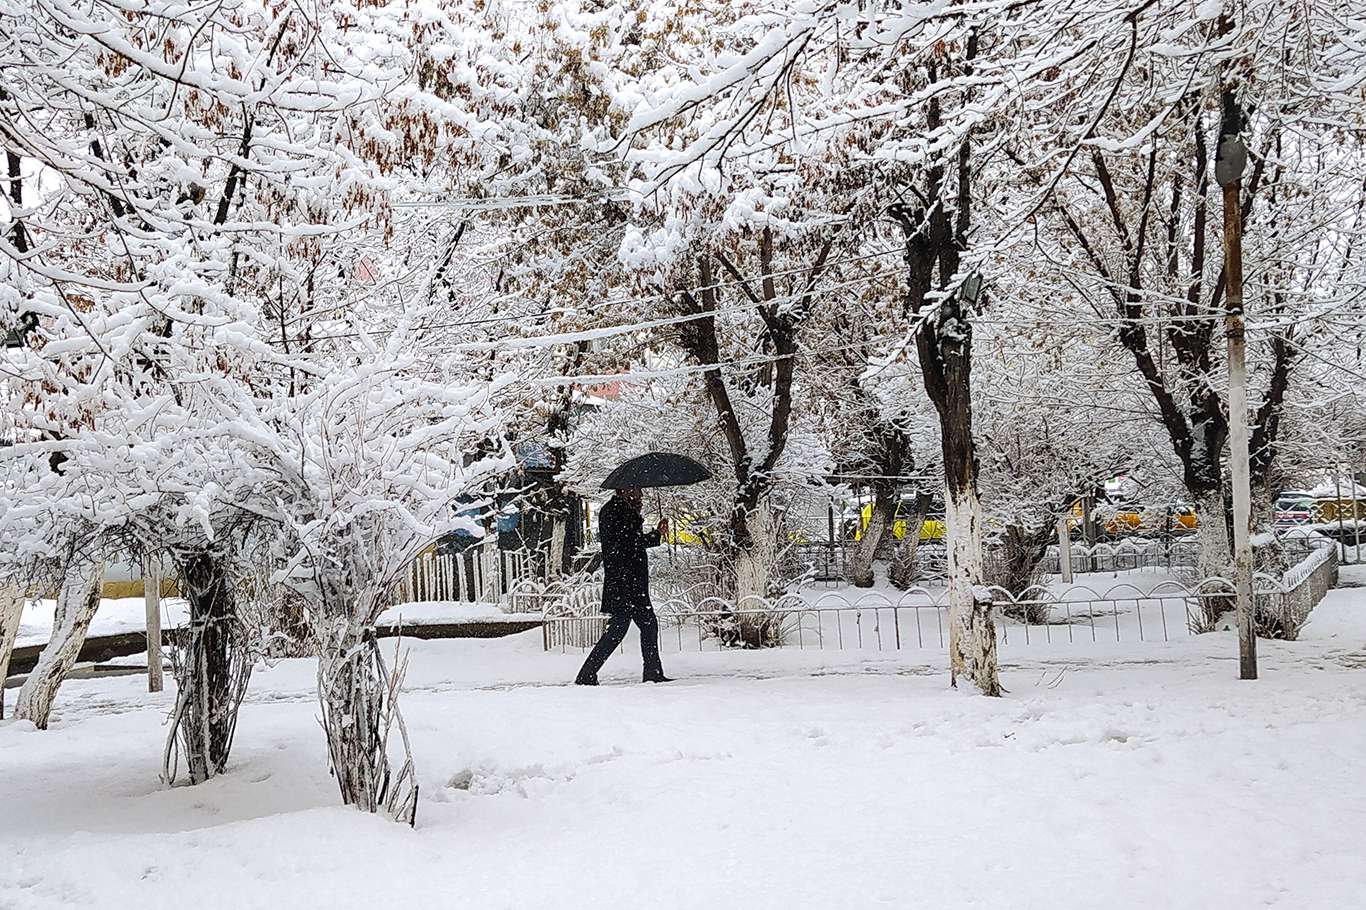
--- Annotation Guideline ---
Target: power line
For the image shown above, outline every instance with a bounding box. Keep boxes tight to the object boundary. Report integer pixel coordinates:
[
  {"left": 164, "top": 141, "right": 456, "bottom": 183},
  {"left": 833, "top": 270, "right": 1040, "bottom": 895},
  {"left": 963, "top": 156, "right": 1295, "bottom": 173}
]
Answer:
[
  {"left": 454, "top": 268, "right": 904, "bottom": 354},
  {"left": 289, "top": 245, "right": 909, "bottom": 343},
  {"left": 525, "top": 336, "right": 892, "bottom": 388},
  {"left": 392, "top": 192, "right": 638, "bottom": 212}
]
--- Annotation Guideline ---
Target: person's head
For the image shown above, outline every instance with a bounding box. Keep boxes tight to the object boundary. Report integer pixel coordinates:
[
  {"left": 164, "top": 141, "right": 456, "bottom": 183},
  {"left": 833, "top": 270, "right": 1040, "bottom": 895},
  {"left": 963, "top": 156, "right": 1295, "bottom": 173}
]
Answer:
[{"left": 618, "top": 488, "right": 643, "bottom": 507}]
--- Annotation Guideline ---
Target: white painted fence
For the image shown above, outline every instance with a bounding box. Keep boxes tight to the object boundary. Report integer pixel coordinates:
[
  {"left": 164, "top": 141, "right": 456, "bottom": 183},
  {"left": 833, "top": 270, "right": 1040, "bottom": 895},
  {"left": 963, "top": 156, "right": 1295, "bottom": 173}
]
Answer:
[{"left": 393, "top": 544, "right": 537, "bottom": 604}]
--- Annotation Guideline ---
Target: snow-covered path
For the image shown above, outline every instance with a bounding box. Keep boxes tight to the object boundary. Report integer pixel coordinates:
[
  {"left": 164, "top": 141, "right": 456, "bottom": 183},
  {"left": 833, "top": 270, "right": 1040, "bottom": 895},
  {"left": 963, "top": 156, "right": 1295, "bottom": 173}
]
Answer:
[{"left": 3, "top": 590, "right": 1366, "bottom": 910}]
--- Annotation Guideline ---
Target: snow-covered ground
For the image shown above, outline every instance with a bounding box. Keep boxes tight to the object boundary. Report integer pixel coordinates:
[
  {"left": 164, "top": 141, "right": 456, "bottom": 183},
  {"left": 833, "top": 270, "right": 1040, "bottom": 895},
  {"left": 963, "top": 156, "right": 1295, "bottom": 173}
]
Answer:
[
  {"left": 14, "top": 596, "right": 190, "bottom": 649},
  {"left": 14, "top": 598, "right": 526, "bottom": 650},
  {"left": 4, "top": 579, "right": 1366, "bottom": 909}
]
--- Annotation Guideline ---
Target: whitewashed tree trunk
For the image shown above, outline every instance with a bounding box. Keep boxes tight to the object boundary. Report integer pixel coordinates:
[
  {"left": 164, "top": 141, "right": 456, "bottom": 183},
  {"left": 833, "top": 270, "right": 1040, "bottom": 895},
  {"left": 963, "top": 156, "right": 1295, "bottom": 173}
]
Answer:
[
  {"left": 734, "top": 548, "right": 765, "bottom": 605},
  {"left": 944, "top": 487, "right": 999, "bottom": 694},
  {"left": 15, "top": 558, "right": 104, "bottom": 729},
  {"left": 1196, "top": 490, "right": 1233, "bottom": 581},
  {"left": 733, "top": 502, "right": 774, "bottom": 605},
  {"left": 892, "top": 73, "right": 999, "bottom": 694},
  {"left": 0, "top": 583, "right": 26, "bottom": 719},
  {"left": 548, "top": 517, "right": 567, "bottom": 578},
  {"left": 1195, "top": 490, "right": 1234, "bottom": 629}
]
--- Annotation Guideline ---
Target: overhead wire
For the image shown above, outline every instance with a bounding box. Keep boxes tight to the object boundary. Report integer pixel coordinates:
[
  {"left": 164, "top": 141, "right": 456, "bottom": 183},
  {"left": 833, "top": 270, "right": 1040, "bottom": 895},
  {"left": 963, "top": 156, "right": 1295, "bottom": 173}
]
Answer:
[
  {"left": 279, "top": 244, "right": 910, "bottom": 343},
  {"left": 288, "top": 245, "right": 1357, "bottom": 353}
]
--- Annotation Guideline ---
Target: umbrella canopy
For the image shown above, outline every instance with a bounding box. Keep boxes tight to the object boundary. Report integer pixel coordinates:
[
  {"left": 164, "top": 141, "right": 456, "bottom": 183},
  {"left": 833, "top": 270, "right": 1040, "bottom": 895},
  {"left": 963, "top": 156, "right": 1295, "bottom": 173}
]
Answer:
[{"left": 602, "top": 452, "right": 712, "bottom": 490}]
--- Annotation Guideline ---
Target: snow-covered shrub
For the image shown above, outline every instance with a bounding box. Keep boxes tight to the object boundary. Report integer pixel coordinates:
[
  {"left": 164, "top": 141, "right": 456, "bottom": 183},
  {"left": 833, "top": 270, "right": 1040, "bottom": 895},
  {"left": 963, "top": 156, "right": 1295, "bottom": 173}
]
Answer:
[
  {"left": 708, "top": 608, "right": 800, "bottom": 650},
  {"left": 161, "top": 540, "right": 265, "bottom": 785},
  {"left": 255, "top": 348, "right": 508, "bottom": 824}
]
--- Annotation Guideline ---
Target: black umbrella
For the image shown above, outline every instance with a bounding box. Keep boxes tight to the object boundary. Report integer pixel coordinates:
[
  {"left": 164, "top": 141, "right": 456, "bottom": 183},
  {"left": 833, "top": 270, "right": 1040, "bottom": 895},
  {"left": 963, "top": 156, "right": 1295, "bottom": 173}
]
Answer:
[{"left": 601, "top": 452, "right": 711, "bottom": 490}]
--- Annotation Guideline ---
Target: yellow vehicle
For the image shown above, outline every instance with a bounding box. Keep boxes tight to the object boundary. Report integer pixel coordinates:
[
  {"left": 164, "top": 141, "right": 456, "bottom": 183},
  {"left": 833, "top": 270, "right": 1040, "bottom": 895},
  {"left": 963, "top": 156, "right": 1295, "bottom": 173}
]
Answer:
[
  {"left": 855, "top": 499, "right": 946, "bottom": 543},
  {"left": 661, "top": 513, "right": 813, "bottom": 546},
  {"left": 665, "top": 513, "right": 713, "bottom": 546},
  {"left": 1068, "top": 500, "right": 1197, "bottom": 538}
]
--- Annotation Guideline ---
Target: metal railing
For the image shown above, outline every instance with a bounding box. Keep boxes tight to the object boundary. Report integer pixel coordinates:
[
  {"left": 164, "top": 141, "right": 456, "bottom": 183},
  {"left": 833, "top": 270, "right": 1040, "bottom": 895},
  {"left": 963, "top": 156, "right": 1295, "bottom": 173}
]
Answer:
[
  {"left": 1040, "top": 532, "right": 1345, "bottom": 579},
  {"left": 782, "top": 543, "right": 848, "bottom": 584},
  {"left": 1040, "top": 538, "right": 1201, "bottom": 576},
  {"left": 539, "top": 570, "right": 1338, "bottom": 654},
  {"left": 390, "top": 533, "right": 1343, "bottom": 644}
]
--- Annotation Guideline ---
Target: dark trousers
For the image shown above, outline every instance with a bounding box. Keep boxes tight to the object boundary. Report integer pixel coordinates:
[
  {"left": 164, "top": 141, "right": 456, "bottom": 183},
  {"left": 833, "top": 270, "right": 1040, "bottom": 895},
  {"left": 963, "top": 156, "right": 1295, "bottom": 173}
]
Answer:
[{"left": 576, "top": 609, "right": 664, "bottom": 683}]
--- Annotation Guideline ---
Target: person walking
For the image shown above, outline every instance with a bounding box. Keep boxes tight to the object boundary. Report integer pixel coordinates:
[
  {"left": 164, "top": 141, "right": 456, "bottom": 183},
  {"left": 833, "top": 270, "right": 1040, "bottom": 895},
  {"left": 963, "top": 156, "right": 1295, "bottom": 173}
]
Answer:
[{"left": 575, "top": 488, "right": 672, "bottom": 685}]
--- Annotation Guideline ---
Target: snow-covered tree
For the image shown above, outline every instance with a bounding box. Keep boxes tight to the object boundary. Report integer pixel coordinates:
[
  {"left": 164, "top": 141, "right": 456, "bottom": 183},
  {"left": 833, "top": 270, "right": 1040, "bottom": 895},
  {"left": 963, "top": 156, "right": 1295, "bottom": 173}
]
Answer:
[
  {"left": 259, "top": 337, "right": 508, "bottom": 823},
  {"left": 1018, "top": 0, "right": 1366, "bottom": 585},
  {"left": 800, "top": 266, "right": 940, "bottom": 588},
  {"left": 0, "top": 0, "right": 515, "bottom": 791}
]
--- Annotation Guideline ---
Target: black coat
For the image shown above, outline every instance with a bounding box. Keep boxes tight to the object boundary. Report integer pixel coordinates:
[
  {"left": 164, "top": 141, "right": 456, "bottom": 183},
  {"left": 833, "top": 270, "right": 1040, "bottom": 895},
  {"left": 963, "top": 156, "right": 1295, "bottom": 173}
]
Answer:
[{"left": 598, "top": 494, "right": 661, "bottom": 615}]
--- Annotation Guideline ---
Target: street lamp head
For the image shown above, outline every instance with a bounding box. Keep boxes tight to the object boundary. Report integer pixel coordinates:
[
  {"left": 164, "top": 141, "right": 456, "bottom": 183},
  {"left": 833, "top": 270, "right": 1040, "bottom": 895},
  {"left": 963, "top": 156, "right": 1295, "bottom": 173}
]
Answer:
[
  {"left": 1215, "top": 136, "right": 1247, "bottom": 188},
  {"left": 961, "top": 272, "right": 985, "bottom": 306}
]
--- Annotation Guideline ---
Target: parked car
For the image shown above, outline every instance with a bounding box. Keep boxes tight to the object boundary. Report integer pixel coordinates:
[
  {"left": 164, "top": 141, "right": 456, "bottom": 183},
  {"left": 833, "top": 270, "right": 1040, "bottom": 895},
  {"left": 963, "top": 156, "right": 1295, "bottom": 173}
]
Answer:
[{"left": 1273, "top": 494, "right": 1315, "bottom": 528}]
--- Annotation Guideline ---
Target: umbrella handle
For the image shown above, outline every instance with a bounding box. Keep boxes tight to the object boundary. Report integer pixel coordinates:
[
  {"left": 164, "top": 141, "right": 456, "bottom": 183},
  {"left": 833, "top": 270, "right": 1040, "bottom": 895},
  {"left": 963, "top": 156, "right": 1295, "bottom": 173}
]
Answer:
[{"left": 656, "top": 490, "right": 676, "bottom": 566}]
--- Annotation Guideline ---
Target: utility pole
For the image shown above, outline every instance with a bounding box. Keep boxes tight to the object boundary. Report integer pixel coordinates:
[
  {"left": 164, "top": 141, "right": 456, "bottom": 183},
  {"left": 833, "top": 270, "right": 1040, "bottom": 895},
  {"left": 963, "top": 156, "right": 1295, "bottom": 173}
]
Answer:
[
  {"left": 1216, "top": 44, "right": 1257, "bottom": 681},
  {"left": 1353, "top": 460, "right": 1363, "bottom": 563},
  {"left": 143, "top": 555, "right": 163, "bottom": 693},
  {"left": 1335, "top": 466, "right": 1349, "bottom": 562},
  {"left": 1057, "top": 515, "right": 1073, "bottom": 585}
]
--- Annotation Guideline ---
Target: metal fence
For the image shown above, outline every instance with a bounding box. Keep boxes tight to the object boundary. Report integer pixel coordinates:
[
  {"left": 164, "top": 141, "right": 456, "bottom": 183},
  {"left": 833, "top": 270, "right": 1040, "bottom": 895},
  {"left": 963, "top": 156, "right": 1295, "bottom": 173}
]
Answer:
[
  {"left": 539, "top": 564, "right": 1337, "bottom": 654},
  {"left": 1041, "top": 532, "right": 1348, "bottom": 579},
  {"left": 390, "top": 527, "right": 1343, "bottom": 646},
  {"left": 1041, "top": 538, "right": 1200, "bottom": 577},
  {"left": 784, "top": 543, "right": 848, "bottom": 584}
]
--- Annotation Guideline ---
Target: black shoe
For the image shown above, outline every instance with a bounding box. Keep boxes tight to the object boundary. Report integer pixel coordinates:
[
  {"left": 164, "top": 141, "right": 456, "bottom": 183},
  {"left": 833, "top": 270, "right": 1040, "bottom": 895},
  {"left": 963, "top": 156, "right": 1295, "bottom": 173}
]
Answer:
[
  {"left": 643, "top": 675, "right": 674, "bottom": 683},
  {"left": 575, "top": 676, "right": 598, "bottom": 686}
]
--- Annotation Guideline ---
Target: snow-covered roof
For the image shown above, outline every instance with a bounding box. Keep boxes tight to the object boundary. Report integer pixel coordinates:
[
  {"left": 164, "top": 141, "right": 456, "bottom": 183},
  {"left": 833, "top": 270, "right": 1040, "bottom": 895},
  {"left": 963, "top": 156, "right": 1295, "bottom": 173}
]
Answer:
[{"left": 1305, "top": 477, "right": 1366, "bottom": 498}]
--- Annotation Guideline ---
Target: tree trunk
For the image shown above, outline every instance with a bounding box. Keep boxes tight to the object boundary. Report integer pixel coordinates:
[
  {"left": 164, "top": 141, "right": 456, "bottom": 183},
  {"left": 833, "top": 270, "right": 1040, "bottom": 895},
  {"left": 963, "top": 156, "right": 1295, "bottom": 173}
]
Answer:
[
  {"left": 0, "top": 583, "right": 26, "bottom": 719},
  {"left": 991, "top": 521, "right": 1055, "bottom": 625},
  {"left": 890, "top": 38, "right": 998, "bottom": 694},
  {"left": 890, "top": 492, "right": 933, "bottom": 590},
  {"left": 166, "top": 550, "right": 249, "bottom": 784},
  {"left": 14, "top": 558, "right": 104, "bottom": 729},
  {"left": 944, "top": 481, "right": 999, "bottom": 694},
  {"left": 679, "top": 240, "right": 828, "bottom": 605},
  {"left": 317, "top": 631, "right": 417, "bottom": 823},
  {"left": 1194, "top": 488, "right": 1233, "bottom": 628},
  {"left": 900, "top": 203, "right": 1001, "bottom": 693},
  {"left": 548, "top": 514, "right": 567, "bottom": 578},
  {"left": 733, "top": 501, "right": 774, "bottom": 605},
  {"left": 314, "top": 596, "right": 419, "bottom": 825},
  {"left": 994, "top": 521, "right": 1053, "bottom": 597},
  {"left": 1193, "top": 487, "right": 1233, "bottom": 577},
  {"left": 847, "top": 482, "right": 897, "bottom": 588}
]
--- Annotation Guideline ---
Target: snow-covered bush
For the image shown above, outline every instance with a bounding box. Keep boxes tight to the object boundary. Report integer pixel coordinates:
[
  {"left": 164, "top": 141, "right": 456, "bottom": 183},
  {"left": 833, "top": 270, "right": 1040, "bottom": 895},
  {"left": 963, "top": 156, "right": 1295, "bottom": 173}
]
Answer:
[{"left": 255, "top": 344, "right": 509, "bottom": 823}]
